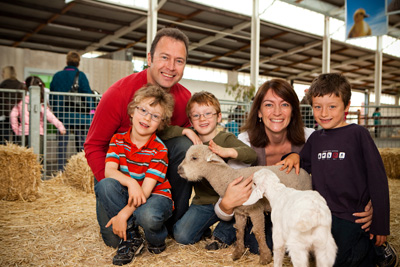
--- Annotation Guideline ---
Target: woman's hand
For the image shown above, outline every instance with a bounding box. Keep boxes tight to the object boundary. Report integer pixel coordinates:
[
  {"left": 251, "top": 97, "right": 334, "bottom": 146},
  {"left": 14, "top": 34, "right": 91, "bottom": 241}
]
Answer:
[{"left": 219, "top": 175, "right": 253, "bottom": 214}]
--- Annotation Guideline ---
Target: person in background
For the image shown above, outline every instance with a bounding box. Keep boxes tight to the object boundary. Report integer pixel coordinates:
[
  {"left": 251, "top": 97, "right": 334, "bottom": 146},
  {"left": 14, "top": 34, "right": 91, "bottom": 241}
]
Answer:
[
  {"left": 10, "top": 76, "right": 66, "bottom": 154},
  {"left": 84, "top": 27, "right": 201, "bottom": 248},
  {"left": 50, "top": 51, "right": 93, "bottom": 170},
  {"left": 96, "top": 84, "right": 175, "bottom": 265},
  {"left": 0, "top": 66, "right": 24, "bottom": 144},
  {"left": 225, "top": 114, "right": 239, "bottom": 137},
  {"left": 373, "top": 107, "right": 381, "bottom": 138}
]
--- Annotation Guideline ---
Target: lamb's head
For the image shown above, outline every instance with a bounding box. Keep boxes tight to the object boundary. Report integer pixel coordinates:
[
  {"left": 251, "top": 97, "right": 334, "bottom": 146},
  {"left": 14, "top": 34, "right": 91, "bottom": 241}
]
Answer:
[
  {"left": 253, "top": 169, "right": 282, "bottom": 194},
  {"left": 177, "top": 144, "right": 227, "bottom": 182}
]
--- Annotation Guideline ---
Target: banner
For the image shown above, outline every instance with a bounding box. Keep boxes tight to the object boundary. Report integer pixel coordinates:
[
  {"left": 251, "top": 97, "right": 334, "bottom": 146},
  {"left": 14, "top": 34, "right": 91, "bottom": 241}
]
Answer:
[{"left": 346, "top": 0, "right": 388, "bottom": 39}]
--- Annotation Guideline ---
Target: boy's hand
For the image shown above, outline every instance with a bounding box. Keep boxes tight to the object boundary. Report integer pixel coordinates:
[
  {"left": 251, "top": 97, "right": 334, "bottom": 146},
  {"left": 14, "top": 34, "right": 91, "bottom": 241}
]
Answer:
[
  {"left": 371, "top": 235, "right": 387, "bottom": 247},
  {"left": 209, "top": 140, "right": 238, "bottom": 159},
  {"left": 275, "top": 153, "right": 300, "bottom": 174},
  {"left": 354, "top": 200, "right": 373, "bottom": 232},
  {"left": 182, "top": 128, "right": 202, "bottom": 145},
  {"left": 106, "top": 214, "right": 128, "bottom": 240},
  {"left": 126, "top": 180, "right": 146, "bottom": 207}
]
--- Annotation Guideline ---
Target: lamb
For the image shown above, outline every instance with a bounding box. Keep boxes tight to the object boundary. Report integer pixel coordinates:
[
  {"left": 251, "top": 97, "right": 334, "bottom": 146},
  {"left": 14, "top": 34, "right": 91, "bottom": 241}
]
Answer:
[
  {"left": 253, "top": 169, "right": 337, "bottom": 267},
  {"left": 177, "top": 144, "right": 312, "bottom": 265}
]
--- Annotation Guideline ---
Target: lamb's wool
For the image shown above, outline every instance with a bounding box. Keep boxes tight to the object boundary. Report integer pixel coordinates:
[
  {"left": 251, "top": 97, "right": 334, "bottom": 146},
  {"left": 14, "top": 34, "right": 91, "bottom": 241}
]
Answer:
[
  {"left": 0, "top": 143, "right": 42, "bottom": 201},
  {"left": 253, "top": 169, "right": 337, "bottom": 267}
]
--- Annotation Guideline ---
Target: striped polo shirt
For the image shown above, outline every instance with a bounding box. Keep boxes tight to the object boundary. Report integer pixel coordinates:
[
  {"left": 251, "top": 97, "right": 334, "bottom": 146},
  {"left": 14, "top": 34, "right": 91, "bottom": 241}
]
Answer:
[{"left": 105, "top": 127, "right": 172, "bottom": 201}]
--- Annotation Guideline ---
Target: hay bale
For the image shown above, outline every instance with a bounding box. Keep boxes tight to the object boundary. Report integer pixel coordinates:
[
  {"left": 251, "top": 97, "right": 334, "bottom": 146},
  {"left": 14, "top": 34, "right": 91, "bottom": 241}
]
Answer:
[
  {"left": 379, "top": 148, "right": 400, "bottom": 179},
  {"left": 0, "top": 142, "right": 42, "bottom": 201},
  {"left": 63, "top": 151, "right": 94, "bottom": 193}
]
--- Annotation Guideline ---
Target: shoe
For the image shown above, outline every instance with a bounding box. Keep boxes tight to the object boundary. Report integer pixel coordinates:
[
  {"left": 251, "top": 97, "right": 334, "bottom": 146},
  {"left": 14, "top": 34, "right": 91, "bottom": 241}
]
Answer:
[
  {"left": 112, "top": 231, "right": 145, "bottom": 266},
  {"left": 148, "top": 242, "right": 166, "bottom": 254},
  {"left": 377, "top": 242, "right": 399, "bottom": 267},
  {"left": 205, "top": 236, "right": 228, "bottom": 250}
]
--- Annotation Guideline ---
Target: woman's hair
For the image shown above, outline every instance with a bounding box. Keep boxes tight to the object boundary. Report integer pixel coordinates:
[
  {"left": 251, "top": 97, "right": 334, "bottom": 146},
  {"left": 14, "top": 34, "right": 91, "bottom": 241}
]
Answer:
[
  {"left": 25, "top": 76, "right": 46, "bottom": 103},
  {"left": 127, "top": 84, "right": 175, "bottom": 131},
  {"left": 307, "top": 73, "right": 351, "bottom": 107},
  {"left": 2, "top": 66, "right": 17, "bottom": 80},
  {"left": 185, "top": 91, "right": 221, "bottom": 119},
  {"left": 242, "top": 79, "right": 305, "bottom": 148},
  {"left": 66, "top": 51, "right": 81, "bottom": 67}
]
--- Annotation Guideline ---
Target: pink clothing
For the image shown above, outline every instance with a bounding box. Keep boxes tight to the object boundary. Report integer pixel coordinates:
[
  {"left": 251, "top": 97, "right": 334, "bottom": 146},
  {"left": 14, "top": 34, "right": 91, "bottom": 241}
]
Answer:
[
  {"left": 84, "top": 69, "right": 191, "bottom": 181},
  {"left": 10, "top": 95, "right": 66, "bottom": 136}
]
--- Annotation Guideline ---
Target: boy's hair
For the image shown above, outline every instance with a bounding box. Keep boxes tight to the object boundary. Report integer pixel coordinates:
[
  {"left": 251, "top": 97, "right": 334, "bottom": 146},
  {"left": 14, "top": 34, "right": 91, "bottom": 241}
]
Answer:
[
  {"left": 149, "top": 27, "right": 189, "bottom": 62},
  {"left": 66, "top": 51, "right": 80, "bottom": 67},
  {"left": 242, "top": 78, "right": 305, "bottom": 148},
  {"left": 186, "top": 91, "right": 221, "bottom": 119},
  {"left": 127, "top": 84, "right": 174, "bottom": 131},
  {"left": 307, "top": 73, "right": 352, "bottom": 107}
]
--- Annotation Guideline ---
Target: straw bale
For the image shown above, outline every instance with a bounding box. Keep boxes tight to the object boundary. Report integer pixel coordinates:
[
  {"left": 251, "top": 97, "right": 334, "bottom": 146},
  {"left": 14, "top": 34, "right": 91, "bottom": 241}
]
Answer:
[
  {"left": 63, "top": 151, "right": 94, "bottom": 193},
  {"left": 379, "top": 148, "right": 400, "bottom": 179},
  {"left": 0, "top": 177, "right": 399, "bottom": 266},
  {"left": 0, "top": 143, "right": 42, "bottom": 201}
]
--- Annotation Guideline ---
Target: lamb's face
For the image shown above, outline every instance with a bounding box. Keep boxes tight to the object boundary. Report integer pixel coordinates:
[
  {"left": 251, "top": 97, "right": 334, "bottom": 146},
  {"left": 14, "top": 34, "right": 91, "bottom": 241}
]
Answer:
[
  {"left": 177, "top": 145, "right": 209, "bottom": 182},
  {"left": 253, "top": 169, "right": 281, "bottom": 193}
]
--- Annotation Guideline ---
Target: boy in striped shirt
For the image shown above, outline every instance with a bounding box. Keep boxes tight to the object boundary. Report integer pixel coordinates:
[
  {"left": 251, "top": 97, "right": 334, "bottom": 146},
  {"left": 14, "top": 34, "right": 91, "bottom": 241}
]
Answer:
[{"left": 95, "top": 84, "right": 175, "bottom": 265}]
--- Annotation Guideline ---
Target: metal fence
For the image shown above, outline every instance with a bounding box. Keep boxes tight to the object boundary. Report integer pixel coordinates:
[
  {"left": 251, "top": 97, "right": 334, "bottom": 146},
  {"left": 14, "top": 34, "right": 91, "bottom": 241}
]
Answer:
[{"left": 1, "top": 88, "right": 399, "bottom": 179}]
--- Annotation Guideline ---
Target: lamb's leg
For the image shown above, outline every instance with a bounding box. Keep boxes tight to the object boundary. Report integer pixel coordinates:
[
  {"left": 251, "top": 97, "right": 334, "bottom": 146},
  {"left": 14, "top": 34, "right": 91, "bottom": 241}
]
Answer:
[
  {"left": 249, "top": 211, "right": 272, "bottom": 265},
  {"left": 273, "top": 246, "right": 285, "bottom": 267},
  {"left": 232, "top": 214, "right": 247, "bottom": 261},
  {"left": 287, "top": 244, "right": 309, "bottom": 267},
  {"left": 313, "top": 227, "right": 337, "bottom": 267}
]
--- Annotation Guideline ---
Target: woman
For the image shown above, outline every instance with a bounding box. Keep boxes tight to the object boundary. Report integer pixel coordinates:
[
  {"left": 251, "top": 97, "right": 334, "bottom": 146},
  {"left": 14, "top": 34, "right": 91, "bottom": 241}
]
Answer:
[{"left": 207, "top": 79, "right": 373, "bottom": 254}]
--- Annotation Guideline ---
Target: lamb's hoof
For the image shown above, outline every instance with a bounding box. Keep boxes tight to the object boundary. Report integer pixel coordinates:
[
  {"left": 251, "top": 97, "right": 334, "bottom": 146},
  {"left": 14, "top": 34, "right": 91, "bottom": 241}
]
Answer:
[
  {"left": 259, "top": 255, "right": 272, "bottom": 265},
  {"left": 232, "top": 249, "right": 244, "bottom": 261}
]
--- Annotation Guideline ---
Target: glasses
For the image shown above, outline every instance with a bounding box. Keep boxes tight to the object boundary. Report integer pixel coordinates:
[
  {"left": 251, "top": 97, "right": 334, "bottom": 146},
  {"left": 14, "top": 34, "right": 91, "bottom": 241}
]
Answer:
[
  {"left": 190, "top": 112, "right": 217, "bottom": 121},
  {"left": 135, "top": 106, "right": 163, "bottom": 122}
]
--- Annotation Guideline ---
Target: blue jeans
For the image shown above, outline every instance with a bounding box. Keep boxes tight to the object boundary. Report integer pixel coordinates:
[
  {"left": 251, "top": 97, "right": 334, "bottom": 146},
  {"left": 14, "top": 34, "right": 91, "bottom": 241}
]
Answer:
[
  {"left": 95, "top": 178, "right": 173, "bottom": 248},
  {"left": 161, "top": 136, "right": 193, "bottom": 234},
  {"left": 173, "top": 204, "right": 219, "bottom": 244},
  {"left": 332, "top": 215, "right": 376, "bottom": 267},
  {"left": 212, "top": 213, "right": 273, "bottom": 254}
]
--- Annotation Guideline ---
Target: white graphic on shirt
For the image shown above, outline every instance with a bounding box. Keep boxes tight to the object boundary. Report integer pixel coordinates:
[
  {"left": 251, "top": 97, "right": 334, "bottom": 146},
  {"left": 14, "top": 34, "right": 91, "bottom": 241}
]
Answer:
[{"left": 318, "top": 150, "right": 345, "bottom": 160}]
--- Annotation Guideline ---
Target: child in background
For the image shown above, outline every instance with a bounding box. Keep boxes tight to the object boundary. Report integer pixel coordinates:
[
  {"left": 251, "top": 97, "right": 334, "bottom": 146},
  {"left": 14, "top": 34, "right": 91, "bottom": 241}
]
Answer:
[
  {"left": 172, "top": 91, "right": 257, "bottom": 246},
  {"left": 10, "top": 76, "right": 66, "bottom": 154},
  {"left": 283, "top": 73, "right": 396, "bottom": 267},
  {"left": 94, "top": 84, "right": 175, "bottom": 266}
]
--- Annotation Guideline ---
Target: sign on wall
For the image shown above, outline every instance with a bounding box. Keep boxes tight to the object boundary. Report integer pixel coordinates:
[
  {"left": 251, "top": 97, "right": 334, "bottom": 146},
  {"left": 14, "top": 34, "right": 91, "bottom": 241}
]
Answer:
[{"left": 346, "top": 0, "right": 388, "bottom": 39}]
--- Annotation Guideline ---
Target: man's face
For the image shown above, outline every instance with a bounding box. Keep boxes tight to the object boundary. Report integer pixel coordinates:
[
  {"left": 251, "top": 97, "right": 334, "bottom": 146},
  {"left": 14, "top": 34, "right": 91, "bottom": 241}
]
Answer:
[{"left": 147, "top": 36, "right": 187, "bottom": 90}]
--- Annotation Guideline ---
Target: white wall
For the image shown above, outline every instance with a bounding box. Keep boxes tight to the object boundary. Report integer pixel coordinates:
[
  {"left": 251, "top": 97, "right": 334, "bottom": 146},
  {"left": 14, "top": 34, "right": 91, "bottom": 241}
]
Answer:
[{"left": 180, "top": 78, "right": 236, "bottom": 101}]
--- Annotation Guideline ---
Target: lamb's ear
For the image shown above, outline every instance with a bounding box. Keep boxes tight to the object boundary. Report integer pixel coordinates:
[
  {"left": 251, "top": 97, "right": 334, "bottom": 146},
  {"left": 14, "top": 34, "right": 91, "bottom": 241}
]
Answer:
[{"left": 206, "top": 153, "right": 225, "bottom": 164}]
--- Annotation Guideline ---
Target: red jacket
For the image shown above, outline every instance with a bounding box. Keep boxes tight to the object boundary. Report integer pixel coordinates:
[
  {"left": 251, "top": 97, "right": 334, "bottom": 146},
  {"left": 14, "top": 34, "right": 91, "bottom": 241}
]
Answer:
[{"left": 84, "top": 69, "right": 191, "bottom": 181}]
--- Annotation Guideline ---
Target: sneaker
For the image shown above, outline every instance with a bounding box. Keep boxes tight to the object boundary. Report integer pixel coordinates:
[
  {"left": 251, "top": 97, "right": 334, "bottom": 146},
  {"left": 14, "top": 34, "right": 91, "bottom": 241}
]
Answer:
[
  {"left": 148, "top": 242, "right": 166, "bottom": 254},
  {"left": 205, "top": 236, "right": 228, "bottom": 250},
  {"left": 377, "top": 242, "right": 399, "bottom": 267},
  {"left": 112, "top": 234, "right": 145, "bottom": 266}
]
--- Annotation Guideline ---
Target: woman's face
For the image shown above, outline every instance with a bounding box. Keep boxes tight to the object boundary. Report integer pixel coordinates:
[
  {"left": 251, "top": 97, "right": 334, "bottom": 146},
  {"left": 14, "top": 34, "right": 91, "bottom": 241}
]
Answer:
[{"left": 258, "top": 89, "right": 292, "bottom": 135}]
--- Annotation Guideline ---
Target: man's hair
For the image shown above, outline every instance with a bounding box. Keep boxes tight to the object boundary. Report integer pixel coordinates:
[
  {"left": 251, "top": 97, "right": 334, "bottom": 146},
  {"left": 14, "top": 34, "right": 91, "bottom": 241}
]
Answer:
[
  {"left": 66, "top": 51, "right": 81, "bottom": 67},
  {"left": 242, "top": 78, "right": 305, "bottom": 148},
  {"left": 127, "top": 84, "right": 175, "bottom": 131},
  {"left": 149, "top": 27, "right": 189, "bottom": 62},
  {"left": 2, "top": 66, "right": 17, "bottom": 79},
  {"left": 186, "top": 91, "right": 221, "bottom": 119},
  {"left": 307, "top": 73, "right": 352, "bottom": 107}
]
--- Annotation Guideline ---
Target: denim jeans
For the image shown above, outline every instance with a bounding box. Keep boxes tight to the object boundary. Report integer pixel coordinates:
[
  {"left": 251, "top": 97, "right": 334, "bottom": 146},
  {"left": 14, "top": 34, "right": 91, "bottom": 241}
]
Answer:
[
  {"left": 332, "top": 215, "right": 376, "bottom": 267},
  {"left": 173, "top": 204, "right": 220, "bottom": 244},
  {"left": 95, "top": 178, "right": 173, "bottom": 248},
  {"left": 212, "top": 213, "right": 273, "bottom": 254},
  {"left": 161, "top": 136, "right": 193, "bottom": 234}
]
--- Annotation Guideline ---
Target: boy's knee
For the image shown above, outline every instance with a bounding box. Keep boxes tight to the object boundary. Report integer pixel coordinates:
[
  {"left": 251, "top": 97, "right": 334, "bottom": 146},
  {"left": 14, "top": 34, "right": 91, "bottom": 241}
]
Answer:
[
  {"left": 94, "top": 178, "right": 119, "bottom": 196},
  {"left": 173, "top": 227, "right": 193, "bottom": 245}
]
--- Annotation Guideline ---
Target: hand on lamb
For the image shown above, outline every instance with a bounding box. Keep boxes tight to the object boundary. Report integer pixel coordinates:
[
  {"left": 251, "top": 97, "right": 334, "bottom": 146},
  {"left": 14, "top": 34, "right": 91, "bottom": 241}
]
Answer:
[
  {"left": 220, "top": 175, "right": 253, "bottom": 213},
  {"left": 182, "top": 128, "right": 202, "bottom": 145},
  {"left": 275, "top": 152, "right": 300, "bottom": 174},
  {"left": 209, "top": 140, "right": 238, "bottom": 159}
]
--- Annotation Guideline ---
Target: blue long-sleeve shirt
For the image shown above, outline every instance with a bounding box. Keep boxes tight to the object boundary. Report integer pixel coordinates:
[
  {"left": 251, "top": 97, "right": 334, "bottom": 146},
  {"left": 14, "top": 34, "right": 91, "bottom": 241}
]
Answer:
[{"left": 300, "top": 124, "right": 390, "bottom": 236}]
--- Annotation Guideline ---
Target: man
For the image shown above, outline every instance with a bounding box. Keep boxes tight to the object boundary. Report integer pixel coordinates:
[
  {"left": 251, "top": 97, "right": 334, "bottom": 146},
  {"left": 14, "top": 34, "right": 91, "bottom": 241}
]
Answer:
[{"left": 84, "top": 27, "right": 197, "bottom": 248}]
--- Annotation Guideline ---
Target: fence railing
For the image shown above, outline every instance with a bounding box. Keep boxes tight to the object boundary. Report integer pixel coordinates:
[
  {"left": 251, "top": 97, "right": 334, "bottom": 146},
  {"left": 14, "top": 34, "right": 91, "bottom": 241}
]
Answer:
[{"left": 1, "top": 88, "right": 399, "bottom": 179}]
